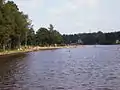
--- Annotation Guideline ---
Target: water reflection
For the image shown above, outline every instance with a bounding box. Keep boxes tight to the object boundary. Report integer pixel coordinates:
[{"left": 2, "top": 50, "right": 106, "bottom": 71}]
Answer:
[{"left": 0, "top": 46, "right": 120, "bottom": 90}]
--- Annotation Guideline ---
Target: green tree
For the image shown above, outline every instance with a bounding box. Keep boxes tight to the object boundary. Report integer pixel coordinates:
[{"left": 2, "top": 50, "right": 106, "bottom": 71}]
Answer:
[
  {"left": 27, "top": 27, "right": 35, "bottom": 45},
  {"left": 48, "top": 24, "right": 63, "bottom": 44},
  {"left": 0, "top": 1, "right": 32, "bottom": 50},
  {"left": 96, "top": 31, "right": 106, "bottom": 44},
  {"left": 36, "top": 27, "right": 50, "bottom": 46}
]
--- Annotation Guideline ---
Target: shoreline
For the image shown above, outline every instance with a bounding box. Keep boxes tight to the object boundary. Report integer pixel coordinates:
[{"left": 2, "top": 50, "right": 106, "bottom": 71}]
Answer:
[{"left": 0, "top": 45, "right": 78, "bottom": 57}]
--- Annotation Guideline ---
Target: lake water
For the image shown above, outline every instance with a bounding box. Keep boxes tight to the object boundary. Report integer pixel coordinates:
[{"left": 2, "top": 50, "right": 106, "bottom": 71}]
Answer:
[{"left": 0, "top": 45, "right": 120, "bottom": 90}]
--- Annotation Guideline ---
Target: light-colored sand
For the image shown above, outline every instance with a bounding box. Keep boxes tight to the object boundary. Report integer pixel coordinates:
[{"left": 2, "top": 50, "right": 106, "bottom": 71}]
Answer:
[{"left": 0, "top": 45, "right": 83, "bottom": 56}]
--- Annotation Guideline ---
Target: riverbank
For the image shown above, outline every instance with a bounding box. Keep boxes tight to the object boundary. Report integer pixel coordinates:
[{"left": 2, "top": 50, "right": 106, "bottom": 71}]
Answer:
[{"left": 0, "top": 45, "right": 79, "bottom": 56}]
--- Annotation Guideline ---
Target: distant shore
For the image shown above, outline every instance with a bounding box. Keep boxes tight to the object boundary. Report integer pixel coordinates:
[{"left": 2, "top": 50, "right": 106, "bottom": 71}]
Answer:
[{"left": 0, "top": 45, "right": 81, "bottom": 57}]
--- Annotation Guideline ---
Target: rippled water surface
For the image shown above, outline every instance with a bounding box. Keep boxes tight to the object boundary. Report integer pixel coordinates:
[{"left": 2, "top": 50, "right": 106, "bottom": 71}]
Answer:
[{"left": 0, "top": 45, "right": 120, "bottom": 90}]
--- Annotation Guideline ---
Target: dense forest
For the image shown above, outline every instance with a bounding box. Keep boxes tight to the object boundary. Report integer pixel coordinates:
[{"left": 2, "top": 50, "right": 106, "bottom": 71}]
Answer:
[
  {"left": 63, "top": 31, "right": 120, "bottom": 45},
  {"left": 0, "top": 0, "right": 120, "bottom": 51}
]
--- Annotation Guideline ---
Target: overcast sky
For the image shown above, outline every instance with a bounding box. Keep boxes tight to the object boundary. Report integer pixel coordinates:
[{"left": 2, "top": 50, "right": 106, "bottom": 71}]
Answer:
[{"left": 12, "top": 0, "right": 120, "bottom": 34}]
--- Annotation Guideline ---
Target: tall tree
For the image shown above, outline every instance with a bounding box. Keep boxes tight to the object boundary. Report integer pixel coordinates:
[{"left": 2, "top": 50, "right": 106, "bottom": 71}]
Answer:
[
  {"left": 48, "top": 24, "right": 63, "bottom": 44},
  {"left": 0, "top": 1, "right": 32, "bottom": 50},
  {"left": 36, "top": 27, "right": 50, "bottom": 45},
  {"left": 27, "top": 27, "right": 35, "bottom": 45}
]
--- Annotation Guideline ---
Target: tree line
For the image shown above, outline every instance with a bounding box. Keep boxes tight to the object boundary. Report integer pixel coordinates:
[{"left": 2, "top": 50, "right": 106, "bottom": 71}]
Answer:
[
  {"left": 0, "top": 0, "right": 120, "bottom": 51},
  {"left": 63, "top": 31, "right": 120, "bottom": 45}
]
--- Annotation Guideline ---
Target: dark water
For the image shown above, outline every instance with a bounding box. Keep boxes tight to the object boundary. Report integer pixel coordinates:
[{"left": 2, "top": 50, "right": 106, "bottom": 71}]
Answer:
[{"left": 0, "top": 45, "right": 120, "bottom": 90}]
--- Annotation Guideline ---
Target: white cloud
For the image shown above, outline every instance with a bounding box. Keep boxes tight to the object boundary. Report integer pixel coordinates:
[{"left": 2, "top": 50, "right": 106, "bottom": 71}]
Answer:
[
  {"left": 10, "top": 0, "right": 43, "bottom": 28},
  {"left": 12, "top": 0, "right": 43, "bottom": 11},
  {"left": 9, "top": 0, "right": 120, "bottom": 33},
  {"left": 48, "top": 0, "right": 99, "bottom": 17},
  {"left": 68, "top": 0, "right": 99, "bottom": 8}
]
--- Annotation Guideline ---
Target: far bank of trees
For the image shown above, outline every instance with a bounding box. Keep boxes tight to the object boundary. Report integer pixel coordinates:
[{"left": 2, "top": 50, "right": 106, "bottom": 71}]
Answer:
[{"left": 63, "top": 31, "right": 120, "bottom": 45}]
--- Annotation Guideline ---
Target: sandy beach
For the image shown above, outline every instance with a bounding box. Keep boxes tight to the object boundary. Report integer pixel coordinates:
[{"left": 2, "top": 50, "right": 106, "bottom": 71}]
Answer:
[{"left": 0, "top": 45, "right": 81, "bottom": 56}]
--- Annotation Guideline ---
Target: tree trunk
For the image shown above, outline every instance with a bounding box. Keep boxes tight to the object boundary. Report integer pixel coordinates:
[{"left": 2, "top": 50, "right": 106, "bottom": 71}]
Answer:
[
  {"left": 25, "top": 31, "right": 27, "bottom": 47},
  {"left": 9, "top": 41, "right": 11, "bottom": 50},
  {"left": 3, "top": 44, "right": 5, "bottom": 51},
  {"left": 18, "top": 34, "right": 21, "bottom": 49}
]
